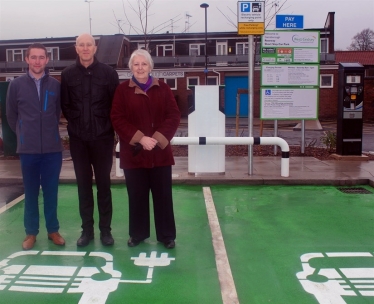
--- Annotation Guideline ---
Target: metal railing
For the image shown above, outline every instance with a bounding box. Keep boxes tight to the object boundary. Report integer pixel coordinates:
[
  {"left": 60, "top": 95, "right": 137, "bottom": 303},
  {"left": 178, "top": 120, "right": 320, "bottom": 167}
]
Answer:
[{"left": 115, "top": 137, "right": 290, "bottom": 178}]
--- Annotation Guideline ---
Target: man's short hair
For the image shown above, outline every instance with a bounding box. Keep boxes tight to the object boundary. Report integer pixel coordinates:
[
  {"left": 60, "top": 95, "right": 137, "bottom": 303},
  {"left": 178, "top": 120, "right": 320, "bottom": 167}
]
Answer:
[{"left": 26, "top": 43, "right": 48, "bottom": 58}]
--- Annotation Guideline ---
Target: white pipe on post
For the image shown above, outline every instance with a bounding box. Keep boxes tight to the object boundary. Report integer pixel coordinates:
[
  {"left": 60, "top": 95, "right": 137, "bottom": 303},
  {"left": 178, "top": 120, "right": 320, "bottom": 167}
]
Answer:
[
  {"left": 115, "top": 142, "right": 124, "bottom": 177},
  {"left": 170, "top": 136, "right": 290, "bottom": 177},
  {"left": 114, "top": 138, "right": 290, "bottom": 178}
]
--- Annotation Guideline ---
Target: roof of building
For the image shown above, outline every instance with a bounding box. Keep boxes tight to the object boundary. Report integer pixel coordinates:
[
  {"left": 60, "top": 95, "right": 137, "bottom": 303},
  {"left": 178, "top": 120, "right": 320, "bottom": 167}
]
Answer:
[
  {"left": 335, "top": 51, "right": 374, "bottom": 65},
  {"left": 96, "top": 35, "right": 124, "bottom": 66}
]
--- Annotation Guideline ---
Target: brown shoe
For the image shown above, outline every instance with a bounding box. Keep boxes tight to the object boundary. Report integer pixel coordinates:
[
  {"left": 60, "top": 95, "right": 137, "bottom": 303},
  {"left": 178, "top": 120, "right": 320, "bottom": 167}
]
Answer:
[
  {"left": 22, "top": 235, "right": 36, "bottom": 250},
  {"left": 48, "top": 232, "right": 65, "bottom": 246}
]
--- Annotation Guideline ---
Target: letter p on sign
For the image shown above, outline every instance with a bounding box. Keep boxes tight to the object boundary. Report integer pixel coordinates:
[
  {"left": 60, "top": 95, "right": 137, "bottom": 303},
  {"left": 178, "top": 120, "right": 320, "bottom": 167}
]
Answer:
[{"left": 240, "top": 3, "right": 250, "bottom": 12}]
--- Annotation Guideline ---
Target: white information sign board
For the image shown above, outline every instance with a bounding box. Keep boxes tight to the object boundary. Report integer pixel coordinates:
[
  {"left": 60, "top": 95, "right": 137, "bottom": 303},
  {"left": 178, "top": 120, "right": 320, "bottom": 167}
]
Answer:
[
  {"left": 260, "top": 30, "right": 320, "bottom": 120},
  {"left": 261, "top": 88, "right": 318, "bottom": 119},
  {"left": 262, "top": 31, "right": 319, "bottom": 48},
  {"left": 261, "top": 65, "right": 319, "bottom": 86}
]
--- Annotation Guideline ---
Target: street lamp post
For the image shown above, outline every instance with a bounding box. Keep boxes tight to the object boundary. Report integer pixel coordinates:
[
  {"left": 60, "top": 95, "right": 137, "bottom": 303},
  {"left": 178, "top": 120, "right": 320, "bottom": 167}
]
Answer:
[
  {"left": 200, "top": 3, "right": 209, "bottom": 85},
  {"left": 85, "top": 0, "right": 93, "bottom": 34}
]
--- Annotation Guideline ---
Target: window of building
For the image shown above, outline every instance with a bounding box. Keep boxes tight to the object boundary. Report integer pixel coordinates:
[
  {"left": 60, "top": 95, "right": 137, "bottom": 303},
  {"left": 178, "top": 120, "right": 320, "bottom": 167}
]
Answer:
[
  {"left": 320, "top": 38, "right": 329, "bottom": 53},
  {"left": 216, "top": 41, "right": 228, "bottom": 55},
  {"left": 187, "top": 77, "right": 199, "bottom": 89},
  {"left": 7, "top": 47, "right": 59, "bottom": 62},
  {"left": 207, "top": 76, "right": 218, "bottom": 85},
  {"left": 6, "top": 49, "right": 27, "bottom": 62},
  {"left": 162, "top": 78, "right": 177, "bottom": 90},
  {"left": 156, "top": 44, "right": 173, "bottom": 56},
  {"left": 320, "top": 74, "right": 333, "bottom": 88},
  {"left": 47, "top": 47, "right": 59, "bottom": 60},
  {"left": 236, "top": 42, "right": 248, "bottom": 55},
  {"left": 366, "top": 67, "right": 374, "bottom": 77},
  {"left": 190, "top": 44, "right": 205, "bottom": 56},
  {"left": 138, "top": 43, "right": 146, "bottom": 50}
]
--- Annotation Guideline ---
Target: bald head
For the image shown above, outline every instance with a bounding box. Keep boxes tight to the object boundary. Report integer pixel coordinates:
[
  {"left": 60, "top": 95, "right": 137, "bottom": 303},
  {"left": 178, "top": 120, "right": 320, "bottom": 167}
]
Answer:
[
  {"left": 75, "top": 33, "right": 97, "bottom": 68},
  {"left": 76, "top": 33, "right": 95, "bottom": 46}
]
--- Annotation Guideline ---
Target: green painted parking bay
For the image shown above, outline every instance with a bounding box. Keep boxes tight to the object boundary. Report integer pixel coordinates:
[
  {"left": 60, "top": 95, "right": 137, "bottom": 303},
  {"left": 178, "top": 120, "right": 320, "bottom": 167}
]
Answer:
[{"left": 0, "top": 184, "right": 373, "bottom": 303}]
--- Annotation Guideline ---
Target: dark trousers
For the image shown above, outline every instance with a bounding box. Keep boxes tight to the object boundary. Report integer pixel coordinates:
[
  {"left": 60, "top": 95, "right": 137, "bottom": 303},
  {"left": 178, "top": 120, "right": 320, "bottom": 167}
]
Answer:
[
  {"left": 20, "top": 152, "right": 62, "bottom": 235},
  {"left": 124, "top": 166, "right": 176, "bottom": 242},
  {"left": 69, "top": 137, "right": 113, "bottom": 234}
]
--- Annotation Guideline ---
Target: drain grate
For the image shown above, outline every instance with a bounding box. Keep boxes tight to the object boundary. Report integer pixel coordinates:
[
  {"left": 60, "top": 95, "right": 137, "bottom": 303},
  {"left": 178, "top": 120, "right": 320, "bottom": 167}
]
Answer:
[{"left": 337, "top": 187, "right": 373, "bottom": 194}]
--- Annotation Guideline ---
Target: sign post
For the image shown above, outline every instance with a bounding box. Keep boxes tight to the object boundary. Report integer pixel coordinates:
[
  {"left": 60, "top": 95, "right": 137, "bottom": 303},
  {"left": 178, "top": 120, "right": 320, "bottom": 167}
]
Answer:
[{"left": 237, "top": 1, "right": 265, "bottom": 175}]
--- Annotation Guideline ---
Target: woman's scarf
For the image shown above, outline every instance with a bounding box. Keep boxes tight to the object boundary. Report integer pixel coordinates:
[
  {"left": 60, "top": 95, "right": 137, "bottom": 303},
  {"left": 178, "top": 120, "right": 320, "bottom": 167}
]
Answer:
[{"left": 132, "top": 75, "right": 153, "bottom": 92}]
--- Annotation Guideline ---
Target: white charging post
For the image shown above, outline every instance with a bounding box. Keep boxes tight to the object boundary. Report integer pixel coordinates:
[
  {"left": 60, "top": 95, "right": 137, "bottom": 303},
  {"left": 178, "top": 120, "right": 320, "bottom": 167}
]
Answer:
[{"left": 187, "top": 85, "right": 225, "bottom": 174}]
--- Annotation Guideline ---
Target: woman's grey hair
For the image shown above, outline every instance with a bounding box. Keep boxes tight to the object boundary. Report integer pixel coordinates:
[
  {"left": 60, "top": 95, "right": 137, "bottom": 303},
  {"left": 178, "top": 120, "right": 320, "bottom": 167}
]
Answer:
[{"left": 128, "top": 49, "right": 154, "bottom": 70}]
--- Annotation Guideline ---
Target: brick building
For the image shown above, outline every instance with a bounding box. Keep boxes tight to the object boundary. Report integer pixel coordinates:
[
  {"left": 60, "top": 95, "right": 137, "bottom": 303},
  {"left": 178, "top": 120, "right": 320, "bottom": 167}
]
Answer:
[{"left": 1, "top": 11, "right": 373, "bottom": 121}]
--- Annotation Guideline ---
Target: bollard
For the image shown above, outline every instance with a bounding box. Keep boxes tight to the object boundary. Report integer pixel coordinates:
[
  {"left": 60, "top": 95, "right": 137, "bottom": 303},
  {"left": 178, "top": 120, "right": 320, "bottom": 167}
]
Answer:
[{"left": 115, "top": 142, "right": 124, "bottom": 177}]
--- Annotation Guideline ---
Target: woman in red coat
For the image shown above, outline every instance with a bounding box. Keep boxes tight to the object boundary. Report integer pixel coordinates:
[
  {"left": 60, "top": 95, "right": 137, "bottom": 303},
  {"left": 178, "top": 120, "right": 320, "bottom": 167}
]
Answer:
[{"left": 111, "top": 49, "right": 181, "bottom": 249}]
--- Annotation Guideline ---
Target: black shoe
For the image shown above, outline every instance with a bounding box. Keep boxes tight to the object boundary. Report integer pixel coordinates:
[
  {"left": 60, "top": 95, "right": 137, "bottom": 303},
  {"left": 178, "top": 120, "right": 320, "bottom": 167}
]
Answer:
[
  {"left": 100, "top": 232, "right": 114, "bottom": 246},
  {"left": 127, "top": 237, "right": 141, "bottom": 247},
  {"left": 77, "top": 231, "right": 94, "bottom": 247},
  {"left": 164, "top": 240, "right": 175, "bottom": 249}
]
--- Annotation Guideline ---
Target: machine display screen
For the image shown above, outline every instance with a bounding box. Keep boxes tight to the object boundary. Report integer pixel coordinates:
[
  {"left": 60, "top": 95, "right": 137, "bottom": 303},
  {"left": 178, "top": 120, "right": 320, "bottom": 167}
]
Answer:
[
  {"left": 351, "top": 87, "right": 358, "bottom": 94},
  {"left": 346, "top": 75, "right": 361, "bottom": 84}
]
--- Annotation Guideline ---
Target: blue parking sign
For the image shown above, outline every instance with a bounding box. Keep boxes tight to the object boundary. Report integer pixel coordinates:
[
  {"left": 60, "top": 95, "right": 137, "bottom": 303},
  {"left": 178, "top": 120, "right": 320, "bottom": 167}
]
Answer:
[{"left": 240, "top": 2, "right": 251, "bottom": 12}]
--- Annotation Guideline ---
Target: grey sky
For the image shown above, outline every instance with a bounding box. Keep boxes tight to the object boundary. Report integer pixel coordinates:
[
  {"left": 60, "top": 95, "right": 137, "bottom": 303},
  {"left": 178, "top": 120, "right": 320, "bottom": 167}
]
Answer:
[{"left": 0, "top": 0, "right": 373, "bottom": 50}]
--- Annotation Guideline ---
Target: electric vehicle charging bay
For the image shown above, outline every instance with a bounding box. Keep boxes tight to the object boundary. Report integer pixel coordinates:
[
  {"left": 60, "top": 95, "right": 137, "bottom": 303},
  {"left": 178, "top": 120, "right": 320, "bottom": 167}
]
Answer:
[{"left": 0, "top": 184, "right": 373, "bottom": 304}]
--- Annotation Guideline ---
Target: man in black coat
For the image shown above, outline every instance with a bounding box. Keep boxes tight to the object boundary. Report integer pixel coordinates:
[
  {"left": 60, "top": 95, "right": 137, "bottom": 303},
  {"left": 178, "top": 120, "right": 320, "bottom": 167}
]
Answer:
[{"left": 61, "top": 33, "right": 119, "bottom": 247}]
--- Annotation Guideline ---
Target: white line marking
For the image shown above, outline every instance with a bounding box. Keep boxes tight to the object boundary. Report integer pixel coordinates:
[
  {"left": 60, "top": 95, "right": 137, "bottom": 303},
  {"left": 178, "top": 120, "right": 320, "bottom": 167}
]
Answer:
[
  {"left": 41, "top": 251, "right": 86, "bottom": 256},
  {"left": 203, "top": 186, "right": 239, "bottom": 304},
  {"left": 0, "top": 194, "right": 25, "bottom": 215}
]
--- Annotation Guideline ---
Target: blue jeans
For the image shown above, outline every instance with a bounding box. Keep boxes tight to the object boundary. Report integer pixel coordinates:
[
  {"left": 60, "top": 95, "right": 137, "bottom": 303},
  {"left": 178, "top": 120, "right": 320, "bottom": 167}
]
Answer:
[{"left": 20, "top": 152, "right": 62, "bottom": 235}]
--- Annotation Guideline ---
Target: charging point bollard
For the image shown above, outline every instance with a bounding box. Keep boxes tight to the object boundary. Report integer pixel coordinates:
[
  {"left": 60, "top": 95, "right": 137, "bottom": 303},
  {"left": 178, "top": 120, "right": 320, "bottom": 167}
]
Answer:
[{"left": 187, "top": 85, "right": 225, "bottom": 174}]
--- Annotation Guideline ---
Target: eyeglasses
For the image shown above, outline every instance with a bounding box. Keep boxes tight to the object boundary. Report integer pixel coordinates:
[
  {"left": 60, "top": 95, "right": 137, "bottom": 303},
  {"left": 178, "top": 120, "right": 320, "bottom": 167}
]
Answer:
[{"left": 76, "top": 43, "right": 95, "bottom": 48}]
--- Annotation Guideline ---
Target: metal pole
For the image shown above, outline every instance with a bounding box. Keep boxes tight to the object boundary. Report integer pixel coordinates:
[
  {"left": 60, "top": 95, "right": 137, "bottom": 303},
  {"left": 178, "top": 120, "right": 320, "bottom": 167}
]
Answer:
[
  {"left": 117, "top": 19, "right": 122, "bottom": 34},
  {"left": 274, "top": 120, "right": 278, "bottom": 155},
  {"left": 89, "top": 2, "right": 92, "bottom": 34},
  {"left": 204, "top": 8, "right": 208, "bottom": 84},
  {"left": 85, "top": 0, "right": 93, "bottom": 34},
  {"left": 248, "top": 35, "right": 254, "bottom": 175},
  {"left": 200, "top": 3, "right": 209, "bottom": 85},
  {"left": 301, "top": 120, "right": 305, "bottom": 154}
]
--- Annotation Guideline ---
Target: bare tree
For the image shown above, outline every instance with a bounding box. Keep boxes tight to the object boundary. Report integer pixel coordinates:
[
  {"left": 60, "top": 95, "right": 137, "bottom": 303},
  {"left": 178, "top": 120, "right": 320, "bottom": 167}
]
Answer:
[
  {"left": 348, "top": 28, "right": 374, "bottom": 51},
  {"left": 112, "top": 0, "right": 183, "bottom": 51}
]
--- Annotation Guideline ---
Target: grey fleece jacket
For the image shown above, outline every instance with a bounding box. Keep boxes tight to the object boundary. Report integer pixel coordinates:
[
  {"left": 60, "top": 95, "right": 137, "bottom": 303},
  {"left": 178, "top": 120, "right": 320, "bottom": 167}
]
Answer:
[{"left": 6, "top": 69, "right": 63, "bottom": 154}]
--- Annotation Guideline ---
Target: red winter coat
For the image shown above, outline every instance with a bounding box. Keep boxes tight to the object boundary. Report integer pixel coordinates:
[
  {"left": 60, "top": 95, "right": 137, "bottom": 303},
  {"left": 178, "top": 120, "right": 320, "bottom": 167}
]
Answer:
[{"left": 111, "top": 78, "right": 181, "bottom": 169}]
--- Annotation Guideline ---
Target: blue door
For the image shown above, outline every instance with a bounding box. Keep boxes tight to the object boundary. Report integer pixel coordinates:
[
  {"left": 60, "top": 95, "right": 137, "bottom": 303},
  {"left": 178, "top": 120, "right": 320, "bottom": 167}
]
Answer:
[{"left": 224, "top": 76, "right": 248, "bottom": 117}]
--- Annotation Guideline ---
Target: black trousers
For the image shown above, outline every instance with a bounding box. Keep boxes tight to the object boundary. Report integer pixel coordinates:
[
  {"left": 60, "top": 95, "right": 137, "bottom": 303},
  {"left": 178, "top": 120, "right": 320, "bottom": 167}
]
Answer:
[
  {"left": 124, "top": 166, "right": 176, "bottom": 243},
  {"left": 70, "top": 137, "right": 114, "bottom": 234}
]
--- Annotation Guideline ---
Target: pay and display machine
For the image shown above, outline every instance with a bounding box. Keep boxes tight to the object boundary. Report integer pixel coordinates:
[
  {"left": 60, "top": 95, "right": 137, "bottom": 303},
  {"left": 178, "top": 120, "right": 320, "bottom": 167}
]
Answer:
[{"left": 336, "top": 63, "right": 365, "bottom": 155}]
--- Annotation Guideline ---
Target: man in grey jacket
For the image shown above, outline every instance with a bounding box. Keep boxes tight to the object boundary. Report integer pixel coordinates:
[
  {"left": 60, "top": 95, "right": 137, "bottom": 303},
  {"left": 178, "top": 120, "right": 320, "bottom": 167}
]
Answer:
[{"left": 6, "top": 43, "right": 65, "bottom": 250}]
